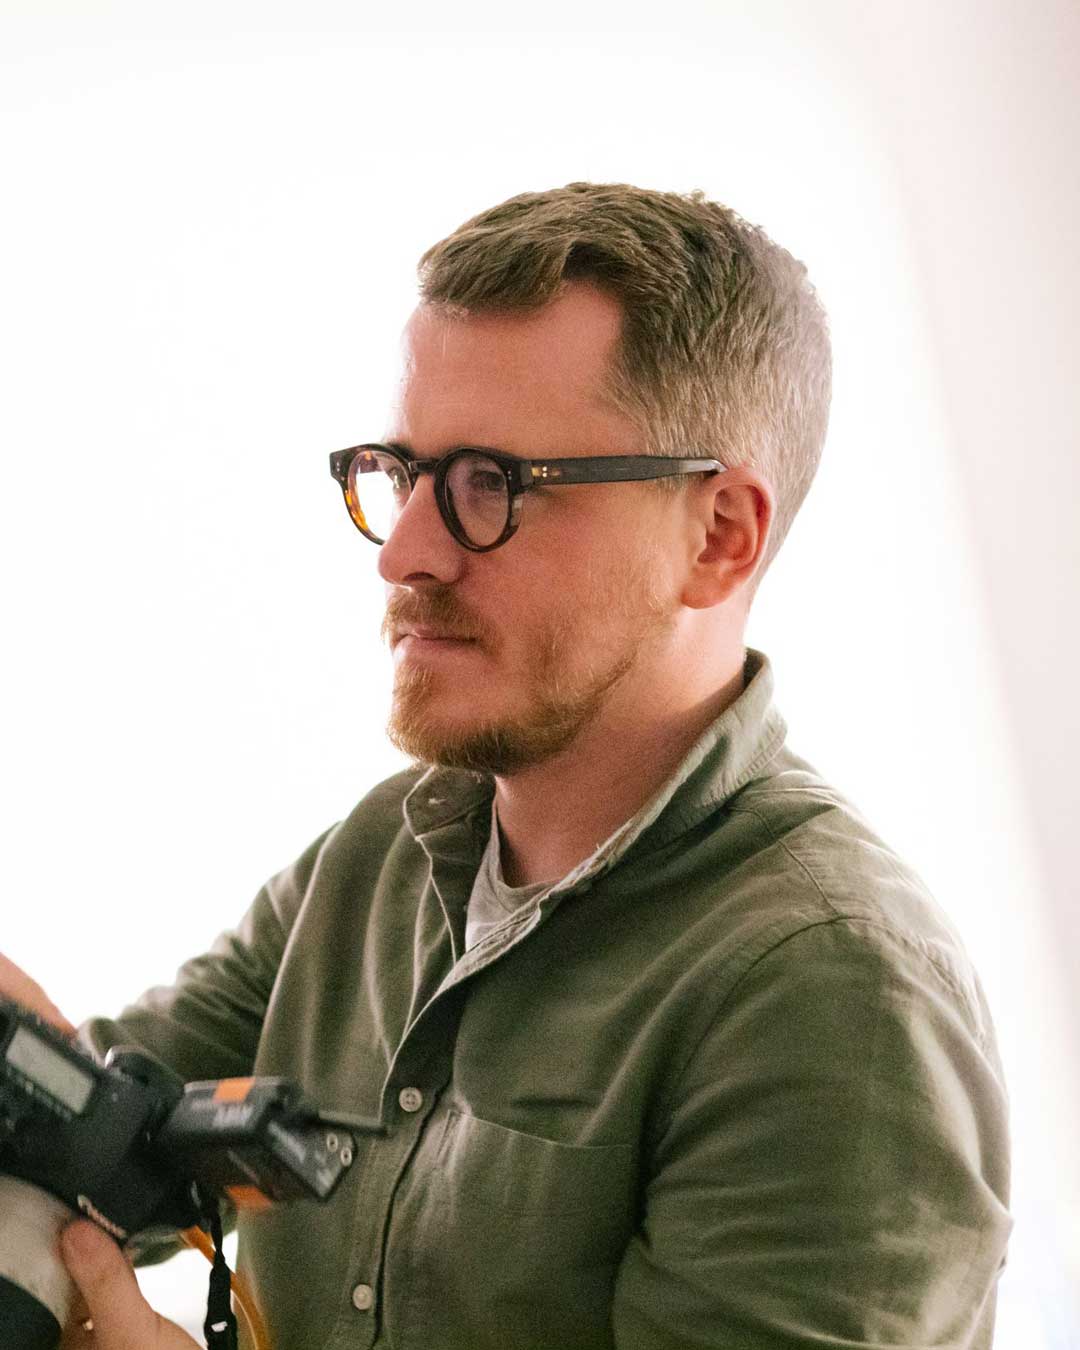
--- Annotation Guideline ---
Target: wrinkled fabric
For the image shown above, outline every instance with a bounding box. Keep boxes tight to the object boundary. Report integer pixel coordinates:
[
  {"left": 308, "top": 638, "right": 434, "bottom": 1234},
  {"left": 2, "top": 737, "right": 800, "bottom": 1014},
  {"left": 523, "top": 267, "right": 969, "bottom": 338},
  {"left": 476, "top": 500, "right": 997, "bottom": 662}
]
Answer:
[{"left": 81, "top": 649, "right": 1011, "bottom": 1349}]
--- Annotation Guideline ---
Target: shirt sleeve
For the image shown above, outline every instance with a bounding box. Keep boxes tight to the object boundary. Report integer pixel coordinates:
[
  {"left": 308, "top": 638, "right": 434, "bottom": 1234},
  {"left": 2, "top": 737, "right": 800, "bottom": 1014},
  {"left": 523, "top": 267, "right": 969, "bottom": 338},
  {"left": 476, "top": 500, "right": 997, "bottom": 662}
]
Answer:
[
  {"left": 78, "top": 825, "right": 335, "bottom": 1083},
  {"left": 611, "top": 916, "right": 1012, "bottom": 1349}
]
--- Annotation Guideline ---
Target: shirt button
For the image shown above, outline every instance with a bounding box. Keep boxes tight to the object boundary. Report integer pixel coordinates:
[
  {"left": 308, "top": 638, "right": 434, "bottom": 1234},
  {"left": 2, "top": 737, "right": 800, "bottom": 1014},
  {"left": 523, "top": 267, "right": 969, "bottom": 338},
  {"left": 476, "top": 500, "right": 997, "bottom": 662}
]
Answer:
[
  {"left": 351, "top": 1283, "right": 374, "bottom": 1312},
  {"left": 398, "top": 1086, "right": 424, "bottom": 1113}
]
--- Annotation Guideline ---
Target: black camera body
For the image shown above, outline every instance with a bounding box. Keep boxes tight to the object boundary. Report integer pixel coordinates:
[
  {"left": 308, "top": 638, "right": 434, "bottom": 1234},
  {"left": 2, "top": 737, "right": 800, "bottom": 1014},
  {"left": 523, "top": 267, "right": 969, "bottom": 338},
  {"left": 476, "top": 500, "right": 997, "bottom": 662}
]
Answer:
[{"left": 0, "top": 995, "right": 359, "bottom": 1348}]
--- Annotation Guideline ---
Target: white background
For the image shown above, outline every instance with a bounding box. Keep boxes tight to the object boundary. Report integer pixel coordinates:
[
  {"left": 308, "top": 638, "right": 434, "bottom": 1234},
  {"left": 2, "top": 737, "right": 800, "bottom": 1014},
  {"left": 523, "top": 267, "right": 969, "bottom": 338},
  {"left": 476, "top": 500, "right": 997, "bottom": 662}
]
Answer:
[{"left": 2, "top": 1, "right": 1078, "bottom": 1343}]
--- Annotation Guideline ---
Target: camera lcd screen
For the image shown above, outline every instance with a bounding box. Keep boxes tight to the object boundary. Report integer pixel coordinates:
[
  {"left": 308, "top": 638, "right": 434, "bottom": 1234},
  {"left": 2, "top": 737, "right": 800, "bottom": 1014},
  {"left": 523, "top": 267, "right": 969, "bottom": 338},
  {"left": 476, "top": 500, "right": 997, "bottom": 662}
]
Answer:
[{"left": 5, "top": 1025, "right": 94, "bottom": 1114}]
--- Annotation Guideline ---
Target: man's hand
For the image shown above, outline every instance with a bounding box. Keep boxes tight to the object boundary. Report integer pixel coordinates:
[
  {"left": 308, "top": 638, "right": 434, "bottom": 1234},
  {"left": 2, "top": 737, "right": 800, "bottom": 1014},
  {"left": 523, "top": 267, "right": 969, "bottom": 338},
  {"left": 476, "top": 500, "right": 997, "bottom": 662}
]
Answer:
[
  {"left": 0, "top": 961, "right": 200, "bottom": 1348},
  {"left": 60, "top": 1221, "right": 200, "bottom": 1350},
  {"left": 0, "top": 952, "right": 76, "bottom": 1034}
]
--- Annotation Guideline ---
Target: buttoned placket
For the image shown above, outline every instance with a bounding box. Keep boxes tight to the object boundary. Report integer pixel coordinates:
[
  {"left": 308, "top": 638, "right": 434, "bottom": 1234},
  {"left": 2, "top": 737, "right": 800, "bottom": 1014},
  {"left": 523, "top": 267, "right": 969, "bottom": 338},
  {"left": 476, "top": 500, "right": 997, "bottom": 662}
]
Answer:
[
  {"left": 325, "top": 972, "right": 461, "bottom": 1348},
  {"left": 325, "top": 793, "right": 537, "bottom": 1350},
  {"left": 342, "top": 877, "right": 592, "bottom": 1348}
]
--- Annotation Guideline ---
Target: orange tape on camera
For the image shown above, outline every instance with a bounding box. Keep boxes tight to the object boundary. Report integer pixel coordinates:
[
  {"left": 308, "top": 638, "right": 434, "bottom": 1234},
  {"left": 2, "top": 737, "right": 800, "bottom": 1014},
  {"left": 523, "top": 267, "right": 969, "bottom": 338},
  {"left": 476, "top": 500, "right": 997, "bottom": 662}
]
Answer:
[{"left": 213, "top": 1078, "right": 255, "bottom": 1102}]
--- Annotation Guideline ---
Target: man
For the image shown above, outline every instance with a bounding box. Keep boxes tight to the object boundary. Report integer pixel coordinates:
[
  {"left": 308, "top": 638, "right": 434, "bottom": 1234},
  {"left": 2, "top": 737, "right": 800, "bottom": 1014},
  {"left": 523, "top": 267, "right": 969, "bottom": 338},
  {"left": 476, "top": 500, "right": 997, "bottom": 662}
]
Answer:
[{"left": 6, "top": 183, "right": 1010, "bottom": 1348}]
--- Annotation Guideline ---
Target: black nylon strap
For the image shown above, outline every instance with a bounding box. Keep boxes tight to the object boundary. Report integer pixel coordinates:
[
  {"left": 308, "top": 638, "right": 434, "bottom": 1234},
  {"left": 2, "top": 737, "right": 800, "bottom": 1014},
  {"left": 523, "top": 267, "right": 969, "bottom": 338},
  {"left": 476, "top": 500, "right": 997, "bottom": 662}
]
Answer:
[{"left": 203, "top": 1208, "right": 238, "bottom": 1350}]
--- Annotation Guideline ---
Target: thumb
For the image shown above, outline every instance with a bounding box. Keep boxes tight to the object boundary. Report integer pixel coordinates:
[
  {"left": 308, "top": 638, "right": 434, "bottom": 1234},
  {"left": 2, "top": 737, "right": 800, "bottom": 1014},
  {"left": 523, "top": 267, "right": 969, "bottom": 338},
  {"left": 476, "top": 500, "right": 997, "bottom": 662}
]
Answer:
[{"left": 60, "top": 1221, "right": 195, "bottom": 1350}]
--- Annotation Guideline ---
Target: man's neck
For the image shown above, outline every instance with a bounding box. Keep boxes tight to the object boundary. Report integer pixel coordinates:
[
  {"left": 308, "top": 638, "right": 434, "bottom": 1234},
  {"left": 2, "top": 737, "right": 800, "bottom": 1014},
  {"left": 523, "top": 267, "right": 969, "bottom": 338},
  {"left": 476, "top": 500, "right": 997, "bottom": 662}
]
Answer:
[{"left": 493, "top": 659, "right": 747, "bottom": 888}]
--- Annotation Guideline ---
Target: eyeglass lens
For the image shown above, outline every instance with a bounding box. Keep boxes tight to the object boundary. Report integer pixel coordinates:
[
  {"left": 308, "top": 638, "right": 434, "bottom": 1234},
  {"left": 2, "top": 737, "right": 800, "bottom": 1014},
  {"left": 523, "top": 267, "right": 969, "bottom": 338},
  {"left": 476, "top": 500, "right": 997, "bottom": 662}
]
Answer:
[
  {"left": 347, "top": 450, "right": 407, "bottom": 542},
  {"left": 348, "top": 450, "right": 511, "bottom": 548}
]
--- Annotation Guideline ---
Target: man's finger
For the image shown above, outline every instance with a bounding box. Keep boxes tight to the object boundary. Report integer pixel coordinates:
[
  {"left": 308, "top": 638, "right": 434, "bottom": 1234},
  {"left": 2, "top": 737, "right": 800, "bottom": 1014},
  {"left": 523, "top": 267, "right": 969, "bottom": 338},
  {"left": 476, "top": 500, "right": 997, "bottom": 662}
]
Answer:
[
  {"left": 0, "top": 953, "right": 76, "bottom": 1034},
  {"left": 60, "top": 1221, "right": 198, "bottom": 1350},
  {"left": 61, "top": 1222, "right": 153, "bottom": 1346}
]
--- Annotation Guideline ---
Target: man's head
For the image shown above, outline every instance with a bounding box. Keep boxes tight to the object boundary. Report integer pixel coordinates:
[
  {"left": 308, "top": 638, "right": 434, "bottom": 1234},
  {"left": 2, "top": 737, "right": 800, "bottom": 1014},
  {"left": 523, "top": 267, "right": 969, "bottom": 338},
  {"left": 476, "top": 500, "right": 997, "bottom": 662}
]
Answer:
[
  {"left": 369, "top": 183, "right": 831, "bottom": 775},
  {"left": 417, "top": 182, "right": 831, "bottom": 581}
]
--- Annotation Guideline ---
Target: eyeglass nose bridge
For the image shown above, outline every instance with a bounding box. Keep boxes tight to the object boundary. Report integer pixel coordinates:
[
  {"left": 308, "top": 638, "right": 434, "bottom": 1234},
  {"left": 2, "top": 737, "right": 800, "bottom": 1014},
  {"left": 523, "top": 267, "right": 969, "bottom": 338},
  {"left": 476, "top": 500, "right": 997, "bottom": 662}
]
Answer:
[
  {"left": 356, "top": 445, "right": 441, "bottom": 537},
  {"left": 394, "top": 458, "right": 447, "bottom": 535}
]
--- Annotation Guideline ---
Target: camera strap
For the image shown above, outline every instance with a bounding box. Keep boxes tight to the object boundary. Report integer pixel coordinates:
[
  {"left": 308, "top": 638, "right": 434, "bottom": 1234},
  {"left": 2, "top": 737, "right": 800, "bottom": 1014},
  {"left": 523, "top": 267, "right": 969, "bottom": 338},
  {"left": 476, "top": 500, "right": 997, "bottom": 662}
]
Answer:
[{"left": 203, "top": 1207, "right": 239, "bottom": 1350}]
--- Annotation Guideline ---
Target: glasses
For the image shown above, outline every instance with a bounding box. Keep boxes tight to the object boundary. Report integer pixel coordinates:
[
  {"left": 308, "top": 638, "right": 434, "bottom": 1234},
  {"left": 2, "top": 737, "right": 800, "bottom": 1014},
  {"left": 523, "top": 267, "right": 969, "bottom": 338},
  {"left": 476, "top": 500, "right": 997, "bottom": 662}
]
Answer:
[{"left": 328, "top": 443, "right": 725, "bottom": 553}]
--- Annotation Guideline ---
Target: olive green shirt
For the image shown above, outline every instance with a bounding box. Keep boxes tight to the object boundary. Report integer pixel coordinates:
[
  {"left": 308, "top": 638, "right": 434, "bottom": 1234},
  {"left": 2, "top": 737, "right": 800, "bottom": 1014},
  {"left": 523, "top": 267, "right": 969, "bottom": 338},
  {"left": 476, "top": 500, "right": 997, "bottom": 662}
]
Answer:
[{"left": 83, "top": 649, "right": 1011, "bottom": 1349}]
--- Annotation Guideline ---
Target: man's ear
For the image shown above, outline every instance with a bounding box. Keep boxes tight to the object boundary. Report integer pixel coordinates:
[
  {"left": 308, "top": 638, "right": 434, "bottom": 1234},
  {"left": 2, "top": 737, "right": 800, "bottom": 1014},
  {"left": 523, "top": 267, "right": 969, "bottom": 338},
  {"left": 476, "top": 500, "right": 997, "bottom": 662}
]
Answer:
[{"left": 680, "top": 470, "right": 774, "bottom": 610}]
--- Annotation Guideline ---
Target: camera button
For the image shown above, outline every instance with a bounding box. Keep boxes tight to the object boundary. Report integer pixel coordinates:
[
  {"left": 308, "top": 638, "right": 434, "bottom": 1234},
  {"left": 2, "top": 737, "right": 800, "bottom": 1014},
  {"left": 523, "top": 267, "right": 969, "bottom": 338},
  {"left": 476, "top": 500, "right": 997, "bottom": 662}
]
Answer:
[
  {"left": 351, "top": 1283, "right": 374, "bottom": 1312},
  {"left": 398, "top": 1086, "right": 424, "bottom": 1113}
]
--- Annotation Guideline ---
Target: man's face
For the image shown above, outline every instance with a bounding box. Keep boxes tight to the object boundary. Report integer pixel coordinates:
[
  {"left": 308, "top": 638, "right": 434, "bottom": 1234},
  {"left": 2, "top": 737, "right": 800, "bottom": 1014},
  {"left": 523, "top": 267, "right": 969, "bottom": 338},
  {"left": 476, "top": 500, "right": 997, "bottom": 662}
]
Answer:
[{"left": 377, "top": 284, "right": 685, "bottom": 775}]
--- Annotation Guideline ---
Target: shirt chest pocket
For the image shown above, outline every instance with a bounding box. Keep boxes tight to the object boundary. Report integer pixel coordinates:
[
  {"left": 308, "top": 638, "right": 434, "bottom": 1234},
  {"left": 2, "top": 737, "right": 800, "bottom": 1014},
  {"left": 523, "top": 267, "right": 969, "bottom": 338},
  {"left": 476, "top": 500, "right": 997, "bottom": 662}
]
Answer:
[
  {"left": 435, "top": 1108, "right": 637, "bottom": 1230},
  {"left": 388, "top": 1108, "right": 639, "bottom": 1348}
]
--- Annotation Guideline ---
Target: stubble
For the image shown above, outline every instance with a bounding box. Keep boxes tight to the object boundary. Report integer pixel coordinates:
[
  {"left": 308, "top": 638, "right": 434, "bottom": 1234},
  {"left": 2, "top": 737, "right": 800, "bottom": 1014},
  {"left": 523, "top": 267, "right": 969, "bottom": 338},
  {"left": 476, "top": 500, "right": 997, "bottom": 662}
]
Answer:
[{"left": 382, "top": 550, "right": 671, "bottom": 776}]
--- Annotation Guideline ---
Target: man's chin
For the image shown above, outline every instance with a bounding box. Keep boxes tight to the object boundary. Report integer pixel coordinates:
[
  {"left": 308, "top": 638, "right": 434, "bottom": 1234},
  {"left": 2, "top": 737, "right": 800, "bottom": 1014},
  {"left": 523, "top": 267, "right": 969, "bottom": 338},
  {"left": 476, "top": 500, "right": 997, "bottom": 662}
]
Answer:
[
  {"left": 386, "top": 644, "right": 635, "bottom": 776},
  {"left": 388, "top": 714, "right": 554, "bottom": 776},
  {"left": 387, "top": 693, "right": 587, "bottom": 776}
]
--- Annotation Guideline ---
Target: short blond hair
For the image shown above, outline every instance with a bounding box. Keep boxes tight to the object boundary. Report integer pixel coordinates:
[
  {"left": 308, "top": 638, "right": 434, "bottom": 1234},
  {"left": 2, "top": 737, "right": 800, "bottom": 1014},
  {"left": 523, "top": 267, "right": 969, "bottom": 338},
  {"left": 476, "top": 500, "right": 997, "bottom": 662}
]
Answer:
[{"left": 418, "top": 182, "right": 831, "bottom": 580}]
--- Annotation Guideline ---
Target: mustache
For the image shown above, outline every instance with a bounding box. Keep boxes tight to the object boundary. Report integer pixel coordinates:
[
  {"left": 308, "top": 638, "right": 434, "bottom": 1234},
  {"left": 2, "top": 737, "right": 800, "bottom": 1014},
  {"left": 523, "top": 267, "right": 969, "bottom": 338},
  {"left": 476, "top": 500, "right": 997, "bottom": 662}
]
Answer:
[{"left": 381, "top": 588, "right": 495, "bottom": 646}]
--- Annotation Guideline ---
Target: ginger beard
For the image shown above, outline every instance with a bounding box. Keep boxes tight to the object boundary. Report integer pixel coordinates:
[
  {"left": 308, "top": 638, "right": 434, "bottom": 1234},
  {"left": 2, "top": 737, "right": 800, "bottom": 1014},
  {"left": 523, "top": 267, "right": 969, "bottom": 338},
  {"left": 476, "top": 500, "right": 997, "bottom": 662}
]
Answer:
[{"left": 383, "top": 551, "right": 673, "bottom": 776}]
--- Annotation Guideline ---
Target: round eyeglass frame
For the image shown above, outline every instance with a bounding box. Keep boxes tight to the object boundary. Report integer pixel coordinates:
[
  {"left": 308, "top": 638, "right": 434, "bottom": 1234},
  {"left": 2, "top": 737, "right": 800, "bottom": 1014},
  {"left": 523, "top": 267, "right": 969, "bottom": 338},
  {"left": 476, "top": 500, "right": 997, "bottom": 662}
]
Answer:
[{"left": 329, "top": 443, "right": 726, "bottom": 554}]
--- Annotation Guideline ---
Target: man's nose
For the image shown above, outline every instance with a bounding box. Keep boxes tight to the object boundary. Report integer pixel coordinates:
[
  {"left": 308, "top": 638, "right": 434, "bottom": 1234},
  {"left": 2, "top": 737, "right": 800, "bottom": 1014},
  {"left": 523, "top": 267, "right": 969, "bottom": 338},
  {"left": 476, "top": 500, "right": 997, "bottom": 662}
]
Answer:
[{"left": 376, "top": 475, "right": 467, "bottom": 587}]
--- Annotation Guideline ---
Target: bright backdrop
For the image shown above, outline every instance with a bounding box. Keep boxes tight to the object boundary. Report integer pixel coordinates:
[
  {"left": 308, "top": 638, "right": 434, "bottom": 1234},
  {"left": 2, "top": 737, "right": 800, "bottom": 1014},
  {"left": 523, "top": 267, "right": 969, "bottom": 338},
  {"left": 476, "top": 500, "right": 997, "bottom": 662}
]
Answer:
[{"left": 1, "top": 2, "right": 1077, "bottom": 1343}]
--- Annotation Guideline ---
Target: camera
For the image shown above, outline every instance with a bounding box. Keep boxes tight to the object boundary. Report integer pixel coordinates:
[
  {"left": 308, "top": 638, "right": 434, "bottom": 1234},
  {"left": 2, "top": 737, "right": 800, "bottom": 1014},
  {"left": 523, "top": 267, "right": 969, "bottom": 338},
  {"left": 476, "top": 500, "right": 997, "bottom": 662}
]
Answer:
[{"left": 0, "top": 995, "right": 362, "bottom": 1349}]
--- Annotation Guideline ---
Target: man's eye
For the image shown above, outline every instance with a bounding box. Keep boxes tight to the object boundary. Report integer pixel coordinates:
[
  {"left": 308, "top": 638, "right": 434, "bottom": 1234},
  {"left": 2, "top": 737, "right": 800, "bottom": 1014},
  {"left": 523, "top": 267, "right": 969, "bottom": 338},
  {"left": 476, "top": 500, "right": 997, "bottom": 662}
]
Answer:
[{"left": 467, "top": 469, "right": 505, "bottom": 495}]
